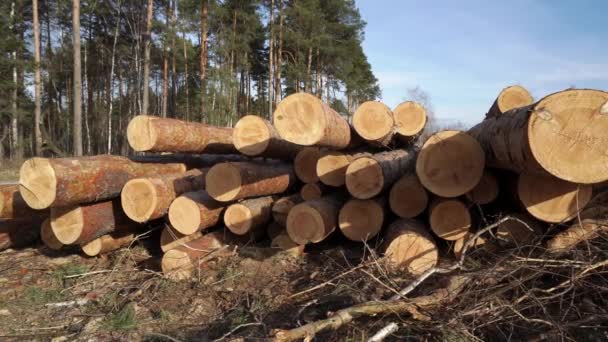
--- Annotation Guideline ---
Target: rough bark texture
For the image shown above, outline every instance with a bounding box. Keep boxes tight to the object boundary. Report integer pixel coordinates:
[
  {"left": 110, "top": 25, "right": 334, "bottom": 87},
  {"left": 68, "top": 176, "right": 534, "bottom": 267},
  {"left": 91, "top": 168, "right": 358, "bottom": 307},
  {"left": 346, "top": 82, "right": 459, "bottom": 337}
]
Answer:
[
  {"left": 286, "top": 193, "right": 344, "bottom": 245},
  {"left": 168, "top": 190, "right": 225, "bottom": 235},
  {"left": 272, "top": 194, "right": 303, "bottom": 226},
  {"left": 72, "top": 0, "right": 83, "bottom": 156},
  {"left": 81, "top": 231, "right": 137, "bottom": 256},
  {"left": 224, "top": 196, "right": 274, "bottom": 236},
  {"left": 381, "top": 219, "right": 438, "bottom": 275},
  {"left": 485, "top": 85, "right": 533, "bottom": 120},
  {"left": 161, "top": 231, "right": 229, "bottom": 280},
  {"left": 0, "top": 184, "right": 48, "bottom": 219},
  {"left": 142, "top": 0, "right": 153, "bottom": 114},
  {"left": 127, "top": 115, "right": 236, "bottom": 154},
  {"left": 19, "top": 155, "right": 186, "bottom": 209},
  {"left": 40, "top": 218, "right": 63, "bottom": 250},
  {"left": 206, "top": 161, "right": 296, "bottom": 202},
  {"left": 0, "top": 217, "right": 45, "bottom": 251},
  {"left": 346, "top": 149, "right": 417, "bottom": 199},
  {"left": 339, "top": 197, "right": 385, "bottom": 242},
  {"left": 233, "top": 115, "right": 302, "bottom": 159}
]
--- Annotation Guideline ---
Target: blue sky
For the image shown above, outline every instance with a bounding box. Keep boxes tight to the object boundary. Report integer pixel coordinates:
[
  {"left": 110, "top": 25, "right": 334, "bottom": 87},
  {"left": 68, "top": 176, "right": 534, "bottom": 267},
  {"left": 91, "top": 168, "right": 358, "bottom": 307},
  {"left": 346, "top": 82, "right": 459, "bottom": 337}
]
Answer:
[{"left": 356, "top": 0, "right": 608, "bottom": 127}]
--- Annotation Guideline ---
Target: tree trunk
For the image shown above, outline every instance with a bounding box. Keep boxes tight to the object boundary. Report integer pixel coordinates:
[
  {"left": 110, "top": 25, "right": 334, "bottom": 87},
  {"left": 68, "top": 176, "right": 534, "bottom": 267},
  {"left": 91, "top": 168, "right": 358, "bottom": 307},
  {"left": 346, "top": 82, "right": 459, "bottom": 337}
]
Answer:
[
  {"left": 316, "top": 151, "right": 367, "bottom": 187},
  {"left": 0, "top": 184, "right": 48, "bottom": 219},
  {"left": 465, "top": 171, "right": 499, "bottom": 205},
  {"left": 41, "top": 218, "right": 64, "bottom": 250},
  {"left": 306, "top": 46, "right": 313, "bottom": 92},
  {"left": 33, "top": 0, "right": 42, "bottom": 155},
  {"left": 19, "top": 155, "right": 187, "bottom": 209},
  {"left": 392, "top": 101, "right": 427, "bottom": 138},
  {"left": 224, "top": 196, "right": 274, "bottom": 237},
  {"left": 183, "top": 30, "right": 190, "bottom": 120},
  {"left": 389, "top": 174, "right": 428, "bottom": 219},
  {"left": 268, "top": 0, "right": 275, "bottom": 120},
  {"left": 0, "top": 217, "right": 45, "bottom": 252},
  {"left": 381, "top": 219, "right": 437, "bottom": 275},
  {"left": 468, "top": 89, "right": 608, "bottom": 184},
  {"left": 121, "top": 168, "right": 207, "bottom": 223},
  {"left": 161, "top": 0, "right": 169, "bottom": 118},
  {"left": 294, "top": 147, "right": 322, "bottom": 183},
  {"left": 485, "top": 85, "right": 533, "bottom": 120},
  {"left": 428, "top": 198, "right": 471, "bottom": 241},
  {"left": 161, "top": 231, "right": 229, "bottom": 280},
  {"left": 200, "top": 0, "right": 208, "bottom": 119},
  {"left": 206, "top": 161, "right": 296, "bottom": 202},
  {"left": 170, "top": 0, "right": 176, "bottom": 116},
  {"left": 81, "top": 230, "right": 137, "bottom": 256},
  {"left": 168, "top": 191, "right": 225, "bottom": 235},
  {"left": 72, "top": 0, "right": 83, "bottom": 156},
  {"left": 339, "top": 197, "right": 385, "bottom": 242},
  {"left": 160, "top": 224, "right": 203, "bottom": 252},
  {"left": 275, "top": 0, "right": 284, "bottom": 103},
  {"left": 286, "top": 193, "right": 344, "bottom": 245},
  {"left": 9, "top": 1, "right": 21, "bottom": 160},
  {"left": 107, "top": 1, "right": 121, "bottom": 153},
  {"left": 142, "top": 0, "right": 153, "bottom": 114},
  {"left": 233, "top": 115, "right": 302, "bottom": 159},
  {"left": 352, "top": 101, "right": 395, "bottom": 146},
  {"left": 272, "top": 194, "right": 303, "bottom": 227},
  {"left": 127, "top": 115, "right": 236, "bottom": 153}
]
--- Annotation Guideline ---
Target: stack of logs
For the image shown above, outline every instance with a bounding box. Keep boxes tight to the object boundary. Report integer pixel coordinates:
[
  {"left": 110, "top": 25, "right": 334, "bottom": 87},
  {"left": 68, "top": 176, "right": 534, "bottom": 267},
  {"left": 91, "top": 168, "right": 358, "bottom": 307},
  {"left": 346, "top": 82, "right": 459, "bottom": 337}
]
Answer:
[{"left": 2, "top": 87, "right": 608, "bottom": 280}]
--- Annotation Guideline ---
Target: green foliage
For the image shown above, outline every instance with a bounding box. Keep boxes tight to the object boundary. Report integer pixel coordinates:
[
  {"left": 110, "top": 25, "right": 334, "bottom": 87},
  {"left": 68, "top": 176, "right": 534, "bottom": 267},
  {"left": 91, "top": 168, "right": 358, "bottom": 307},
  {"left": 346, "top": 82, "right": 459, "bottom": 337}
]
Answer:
[
  {"left": 24, "top": 286, "right": 64, "bottom": 305},
  {"left": 51, "top": 263, "right": 90, "bottom": 282},
  {"left": 103, "top": 304, "right": 138, "bottom": 331}
]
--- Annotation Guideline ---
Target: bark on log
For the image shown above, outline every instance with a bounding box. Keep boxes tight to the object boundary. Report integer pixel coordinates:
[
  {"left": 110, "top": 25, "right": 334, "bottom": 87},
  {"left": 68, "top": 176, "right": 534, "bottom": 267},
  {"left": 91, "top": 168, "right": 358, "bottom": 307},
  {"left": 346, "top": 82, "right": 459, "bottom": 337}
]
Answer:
[
  {"left": 286, "top": 194, "right": 344, "bottom": 245},
  {"left": 161, "top": 231, "right": 229, "bottom": 280},
  {"left": 50, "top": 199, "right": 137, "bottom": 245},
  {"left": 168, "top": 190, "right": 225, "bottom": 235},
  {"left": 389, "top": 173, "right": 428, "bottom": 218},
  {"left": 19, "top": 155, "right": 186, "bottom": 209},
  {"left": 160, "top": 224, "right": 203, "bottom": 253},
  {"left": 485, "top": 85, "right": 533, "bottom": 120},
  {"left": 469, "top": 89, "right": 608, "bottom": 184},
  {"left": 271, "top": 232, "right": 304, "bottom": 257},
  {"left": 352, "top": 101, "right": 395, "bottom": 145},
  {"left": 416, "top": 130, "right": 485, "bottom": 198},
  {"left": 517, "top": 172, "right": 592, "bottom": 223},
  {"left": 81, "top": 231, "right": 137, "bottom": 256},
  {"left": 546, "top": 206, "right": 608, "bottom": 253},
  {"left": 121, "top": 168, "right": 207, "bottom": 223},
  {"left": 233, "top": 115, "right": 302, "bottom": 159},
  {"left": 429, "top": 198, "right": 471, "bottom": 241},
  {"left": 300, "top": 183, "right": 326, "bottom": 201},
  {"left": 346, "top": 149, "right": 416, "bottom": 199},
  {"left": 224, "top": 196, "right": 274, "bottom": 236},
  {"left": 465, "top": 170, "right": 499, "bottom": 205},
  {"left": 496, "top": 212, "right": 542, "bottom": 244},
  {"left": 294, "top": 147, "right": 322, "bottom": 183},
  {"left": 40, "top": 218, "right": 63, "bottom": 250},
  {"left": 206, "top": 161, "right": 296, "bottom": 202},
  {"left": 381, "top": 219, "right": 438, "bottom": 275},
  {"left": 272, "top": 194, "right": 303, "bottom": 226},
  {"left": 273, "top": 93, "right": 353, "bottom": 149},
  {"left": 0, "top": 217, "right": 45, "bottom": 251},
  {"left": 393, "top": 101, "right": 427, "bottom": 138},
  {"left": 0, "top": 184, "right": 48, "bottom": 219},
  {"left": 127, "top": 115, "right": 236, "bottom": 153},
  {"left": 338, "top": 197, "right": 385, "bottom": 242}
]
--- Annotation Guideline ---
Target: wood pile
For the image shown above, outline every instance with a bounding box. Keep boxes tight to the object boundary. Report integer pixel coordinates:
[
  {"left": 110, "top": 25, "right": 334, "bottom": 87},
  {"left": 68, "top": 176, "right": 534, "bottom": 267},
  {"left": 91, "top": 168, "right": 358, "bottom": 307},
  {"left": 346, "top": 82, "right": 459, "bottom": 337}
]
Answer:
[{"left": 2, "top": 87, "right": 608, "bottom": 281}]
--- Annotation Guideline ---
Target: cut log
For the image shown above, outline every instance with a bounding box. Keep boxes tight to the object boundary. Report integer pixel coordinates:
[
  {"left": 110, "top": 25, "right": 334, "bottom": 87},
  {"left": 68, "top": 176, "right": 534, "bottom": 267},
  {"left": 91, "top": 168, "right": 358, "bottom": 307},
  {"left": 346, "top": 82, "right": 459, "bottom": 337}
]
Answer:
[
  {"left": 316, "top": 151, "right": 354, "bottom": 187},
  {"left": 160, "top": 225, "right": 203, "bottom": 253},
  {"left": 40, "top": 218, "right": 63, "bottom": 250},
  {"left": 300, "top": 183, "right": 325, "bottom": 201},
  {"left": 346, "top": 149, "right": 416, "bottom": 199},
  {"left": 0, "top": 184, "right": 47, "bottom": 219},
  {"left": 206, "top": 161, "right": 296, "bottom": 202},
  {"left": 393, "top": 101, "right": 427, "bottom": 138},
  {"left": 161, "top": 231, "right": 229, "bottom": 280},
  {"left": 233, "top": 115, "right": 302, "bottom": 159},
  {"left": 168, "top": 191, "right": 225, "bottom": 235},
  {"left": 127, "top": 115, "right": 236, "bottom": 153},
  {"left": 469, "top": 89, "right": 608, "bottom": 184},
  {"left": 381, "top": 219, "right": 438, "bottom": 275},
  {"left": 485, "top": 85, "right": 533, "bottom": 120},
  {"left": 19, "top": 155, "right": 186, "bottom": 209},
  {"left": 81, "top": 231, "right": 137, "bottom": 257},
  {"left": 50, "top": 199, "right": 137, "bottom": 245},
  {"left": 429, "top": 198, "right": 471, "bottom": 241},
  {"left": 272, "top": 194, "right": 303, "bottom": 226},
  {"left": 286, "top": 194, "right": 344, "bottom": 245},
  {"left": 517, "top": 172, "right": 592, "bottom": 223},
  {"left": 338, "top": 198, "right": 385, "bottom": 242},
  {"left": 121, "top": 168, "right": 207, "bottom": 223},
  {"left": 453, "top": 233, "right": 492, "bottom": 259},
  {"left": 224, "top": 196, "right": 274, "bottom": 236},
  {"left": 466, "top": 171, "right": 499, "bottom": 205},
  {"left": 389, "top": 173, "right": 428, "bottom": 218},
  {"left": 546, "top": 207, "right": 608, "bottom": 253},
  {"left": 294, "top": 147, "right": 322, "bottom": 183},
  {"left": 0, "top": 217, "right": 44, "bottom": 251},
  {"left": 273, "top": 93, "right": 353, "bottom": 149},
  {"left": 271, "top": 232, "right": 305, "bottom": 257},
  {"left": 416, "top": 130, "right": 485, "bottom": 198},
  {"left": 496, "top": 213, "right": 542, "bottom": 244},
  {"left": 352, "top": 101, "right": 395, "bottom": 145},
  {"left": 266, "top": 221, "right": 285, "bottom": 240}
]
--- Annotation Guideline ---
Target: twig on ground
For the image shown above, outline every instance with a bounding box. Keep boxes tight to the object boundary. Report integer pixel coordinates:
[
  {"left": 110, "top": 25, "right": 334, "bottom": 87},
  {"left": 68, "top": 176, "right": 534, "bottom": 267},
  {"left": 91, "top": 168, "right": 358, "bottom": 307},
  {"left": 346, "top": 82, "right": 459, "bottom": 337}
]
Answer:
[
  {"left": 367, "top": 322, "right": 398, "bottom": 342},
  {"left": 213, "top": 322, "right": 264, "bottom": 341}
]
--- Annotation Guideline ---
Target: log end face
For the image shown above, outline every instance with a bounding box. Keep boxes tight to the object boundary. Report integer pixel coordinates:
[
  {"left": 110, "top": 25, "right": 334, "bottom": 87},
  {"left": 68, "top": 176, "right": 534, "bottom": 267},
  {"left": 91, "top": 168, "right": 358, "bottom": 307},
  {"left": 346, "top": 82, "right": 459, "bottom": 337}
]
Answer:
[
  {"left": 233, "top": 115, "right": 271, "bottom": 156},
  {"left": 393, "top": 101, "right": 427, "bottom": 137},
  {"left": 339, "top": 199, "right": 383, "bottom": 241},
  {"left": 206, "top": 163, "right": 242, "bottom": 202},
  {"left": 168, "top": 196, "right": 203, "bottom": 235},
  {"left": 161, "top": 249, "right": 193, "bottom": 280},
  {"left": 81, "top": 238, "right": 103, "bottom": 256},
  {"left": 273, "top": 93, "right": 326, "bottom": 146},
  {"left": 384, "top": 222, "right": 438, "bottom": 275},
  {"left": 352, "top": 101, "right": 394, "bottom": 142},
  {"left": 389, "top": 174, "right": 428, "bottom": 218},
  {"left": 271, "top": 233, "right": 304, "bottom": 256},
  {"left": 429, "top": 199, "right": 471, "bottom": 241},
  {"left": 40, "top": 218, "right": 63, "bottom": 250},
  {"left": 345, "top": 157, "right": 383, "bottom": 199},
  {"left": 317, "top": 152, "right": 350, "bottom": 186},
  {"left": 121, "top": 179, "right": 158, "bottom": 223},
  {"left": 50, "top": 206, "right": 84, "bottom": 245},
  {"left": 224, "top": 204, "right": 253, "bottom": 235},
  {"left": 466, "top": 171, "right": 499, "bottom": 205},
  {"left": 295, "top": 147, "right": 322, "bottom": 183},
  {"left": 127, "top": 115, "right": 158, "bottom": 152},
  {"left": 286, "top": 203, "right": 324, "bottom": 245},
  {"left": 300, "top": 183, "right": 322, "bottom": 201},
  {"left": 497, "top": 85, "right": 534, "bottom": 113},
  {"left": 19, "top": 157, "right": 57, "bottom": 210}
]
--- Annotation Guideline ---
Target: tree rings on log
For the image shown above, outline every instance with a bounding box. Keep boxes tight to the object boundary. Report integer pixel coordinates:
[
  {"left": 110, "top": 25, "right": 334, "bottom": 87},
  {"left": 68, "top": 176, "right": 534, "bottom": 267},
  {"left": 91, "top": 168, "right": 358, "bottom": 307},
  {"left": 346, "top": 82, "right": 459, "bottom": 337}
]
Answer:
[
  {"left": 352, "top": 101, "right": 395, "bottom": 145},
  {"left": 429, "top": 198, "right": 471, "bottom": 241},
  {"left": 338, "top": 198, "right": 384, "bottom": 241},
  {"left": 393, "top": 101, "right": 427, "bottom": 137},
  {"left": 382, "top": 219, "right": 438, "bottom": 275},
  {"left": 389, "top": 174, "right": 428, "bottom": 218}
]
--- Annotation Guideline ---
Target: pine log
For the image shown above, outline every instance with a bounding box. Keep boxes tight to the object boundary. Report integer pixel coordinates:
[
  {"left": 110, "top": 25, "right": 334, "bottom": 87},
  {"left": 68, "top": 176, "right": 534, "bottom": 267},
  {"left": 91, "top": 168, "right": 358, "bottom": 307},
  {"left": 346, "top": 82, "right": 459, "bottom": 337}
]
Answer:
[
  {"left": 485, "top": 85, "right": 533, "bottom": 120},
  {"left": 316, "top": 151, "right": 354, "bottom": 187},
  {"left": 294, "top": 147, "right": 322, "bottom": 183},
  {"left": 393, "top": 101, "right": 427, "bottom": 138},
  {"left": 168, "top": 191, "right": 225, "bottom": 235},
  {"left": 338, "top": 197, "right": 385, "bottom": 242},
  {"left": 352, "top": 101, "right": 395, "bottom": 145},
  {"left": 0, "top": 184, "right": 48, "bottom": 219},
  {"left": 19, "top": 155, "right": 186, "bottom": 209},
  {"left": 224, "top": 196, "right": 274, "bottom": 236},
  {"left": 0, "top": 217, "right": 44, "bottom": 251},
  {"left": 389, "top": 173, "right": 428, "bottom": 219},
  {"left": 81, "top": 231, "right": 137, "bottom": 257},
  {"left": 416, "top": 130, "right": 485, "bottom": 198},
  {"left": 300, "top": 183, "right": 326, "bottom": 201},
  {"left": 161, "top": 231, "right": 229, "bottom": 280},
  {"left": 286, "top": 194, "right": 344, "bottom": 245},
  {"left": 121, "top": 168, "right": 207, "bottom": 223},
  {"left": 206, "top": 161, "right": 296, "bottom": 202},
  {"left": 271, "top": 194, "right": 303, "bottom": 226},
  {"left": 466, "top": 171, "right": 499, "bottom": 205},
  {"left": 429, "top": 198, "right": 471, "bottom": 241},
  {"left": 271, "top": 232, "right": 305, "bottom": 257},
  {"left": 546, "top": 207, "right": 608, "bottom": 253},
  {"left": 381, "top": 219, "right": 438, "bottom": 275},
  {"left": 469, "top": 89, "right": 608, "bottom": 184},
  {"left": 160, "top": 224, "right": 204, "bottom": 253},
  {"left": 233, "top": 115, "right": 302, "bottom": 159},
  {"left": 517, "top": 172, "right": 592, "bottom": 223},
  {"left": 496, "top": 213, "right": 542, "bottom": 244},
  {"left": 50, "top": 199, "right": 137, "bottom": 245},
  {"left": 346, "top": 149, "right": 416, "bottom": 199},
  {"left": 127, "top": 115, "right": 236, "bottom": 153},
  {"left": 40, "top": 218, "right": 63, "bottom": 250},
  {"left": 273, "top": 92, "right": 353, "bottom": 149},
  {"left": 266, "top": 221, "right": 285, "bottom": 240}
]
